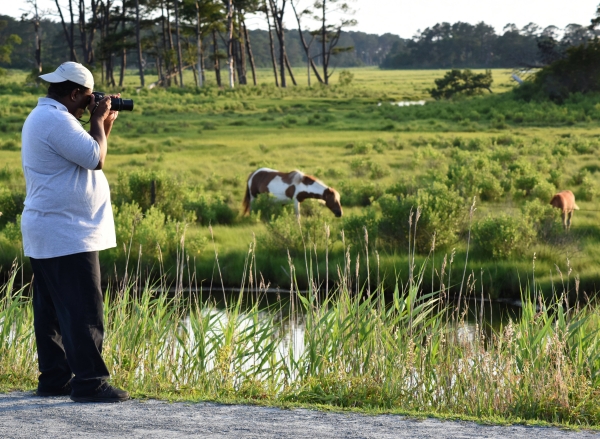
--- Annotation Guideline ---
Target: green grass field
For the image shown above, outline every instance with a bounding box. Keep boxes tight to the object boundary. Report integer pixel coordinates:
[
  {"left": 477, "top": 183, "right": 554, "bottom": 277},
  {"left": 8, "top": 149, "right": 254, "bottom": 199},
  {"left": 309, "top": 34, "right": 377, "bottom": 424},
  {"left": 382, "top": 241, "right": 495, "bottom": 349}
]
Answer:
[
  {"left": 4, "top": 67, "right": 600, "bottom": 426},
  {"left": 1, "top": 67, "right": 600, "bottom": 297}
]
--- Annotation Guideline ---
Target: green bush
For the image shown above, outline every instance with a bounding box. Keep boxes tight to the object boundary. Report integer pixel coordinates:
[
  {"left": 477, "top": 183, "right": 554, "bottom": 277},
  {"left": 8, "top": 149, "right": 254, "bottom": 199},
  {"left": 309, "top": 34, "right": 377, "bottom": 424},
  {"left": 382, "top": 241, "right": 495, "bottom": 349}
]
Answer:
[
  {"left": 0, "top": 189, "right": 24, "bottom": 229},
  {"left": 338, "top": 70, "right": 354, "bottom": 86},
  {"left": 578, "top": 175, "right": 597, "bottom": 202},
  {"left": 447, "top": 151, "right": 504, "bottom": 201},
  {"left": 472, "top": 214, "right": 535, "bottom": 259},
  {"left": 0, "top": 214, "right": 21, "bottom": 249},
  {"left": 378, "top": 182, "right": 466, "bottom": 253},
  {"left": 521, "top": 199, "right": 560, "bottom": 240},
  {"left": 112, "top": 170, "right": 186, "bottom": 220},
  {"left": 531, "top": 180, "right": 556, "bottom": 203},
  {"left": 338, "top": 181, "right": 384, "bottom": 207},
  {"left": 113, "top": 202, "right": 205, "bottom": 260},
  {"left": 185, "top": 193, "right": 236, "bottom": 225},
  {"left": 572, "top": 168, "right": 592, "bottom": 186},
  {"left": 260, "top": 203, "right": 335, "bottom": 256},
  {"left": 342, "top": 207, "right": 378, "bottom": 249},
  {"left": 248, "top": 193, "right": 290, "bottom": 221}
]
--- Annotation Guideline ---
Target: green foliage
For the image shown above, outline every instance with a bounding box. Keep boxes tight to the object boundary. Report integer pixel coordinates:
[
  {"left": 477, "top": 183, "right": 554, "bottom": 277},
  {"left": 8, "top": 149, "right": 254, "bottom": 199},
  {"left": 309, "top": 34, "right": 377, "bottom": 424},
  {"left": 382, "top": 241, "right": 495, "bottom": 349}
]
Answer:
[
  {"left": 0, "top": 20, "right": 21, "bottom": 65},
  {"left": 113, "top": 170, "right": 186, "bottom": 220},
  {"left": 429, "top": 69, "right": 493, "bottom": 100},
  {"left": 341, "top": 207, "right": 378, "bottom": 248},
  {"left": 338, "top": 70, "right": 354, "bottom": 86},
  {"left": 260, "top": 202, "right": 335, "bottom": 256},
  {"left": 447, "top": 150, "right": 504, "bottom": 201},
  {"left": 0, "top": 189, "right": 24, "bottom": 229},
  {"left": 473, "top": 214, "right": 535, "bottom": 258},
  {"left": 248, "top": 193, "right": 290, "bottom": 222},
  {"left": 518, "top": 40, "right": 600, "bottom": 102},
  {"left": 338, "top": 181, "right": 384, "bottom": 207},
  {"left": 578, "top": 174, "right": 598, "bottom": 201},
  {"left": 112, "top": 202, "right": 206, "bottom": 260},
  {"left": 0, "top": 214, "right": 21, "bottom": 248},
  {"left": 378, "top": 182, "right": 466, "bottom": 252},
  {"left": 531, "top": 180, "right": 556, "bottom": 203},
  {"left": 185, "top": 193, "right": 236, "bottom": 226},
  {"left": 521, "top": 199, "right": 560, "bottom": 240}
]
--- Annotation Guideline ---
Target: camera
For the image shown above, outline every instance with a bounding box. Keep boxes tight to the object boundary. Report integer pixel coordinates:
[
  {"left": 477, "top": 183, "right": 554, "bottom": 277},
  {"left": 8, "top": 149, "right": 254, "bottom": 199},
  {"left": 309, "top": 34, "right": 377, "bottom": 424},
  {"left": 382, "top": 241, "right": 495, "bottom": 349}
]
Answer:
[{"left": 91, "top": 91, "right": 134, "bottom": 112}]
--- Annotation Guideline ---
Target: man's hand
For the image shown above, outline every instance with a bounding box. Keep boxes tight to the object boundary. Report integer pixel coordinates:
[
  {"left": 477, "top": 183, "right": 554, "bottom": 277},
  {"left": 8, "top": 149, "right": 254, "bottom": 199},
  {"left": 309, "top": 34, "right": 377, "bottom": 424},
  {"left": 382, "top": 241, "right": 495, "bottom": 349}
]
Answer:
[
  {"left": 88, "top": 93, "right": 119, "bottom": 138},
  {"left": 88, "top": 94, "right": 112, "bottom": 122},
  {"left": 88, "top": 93, "right": 121, "bottom": 170}
]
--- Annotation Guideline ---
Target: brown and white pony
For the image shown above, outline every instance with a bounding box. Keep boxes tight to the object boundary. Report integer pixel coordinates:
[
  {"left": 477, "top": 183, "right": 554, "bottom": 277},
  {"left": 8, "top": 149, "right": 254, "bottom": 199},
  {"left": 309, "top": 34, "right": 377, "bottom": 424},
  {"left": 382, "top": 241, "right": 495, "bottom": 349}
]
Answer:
[
  {"left": 550, "top": 190, "right": 579, "bottom": 231},
  {"left": 243, "top": 168, "right": 343, "bottom": 218}
]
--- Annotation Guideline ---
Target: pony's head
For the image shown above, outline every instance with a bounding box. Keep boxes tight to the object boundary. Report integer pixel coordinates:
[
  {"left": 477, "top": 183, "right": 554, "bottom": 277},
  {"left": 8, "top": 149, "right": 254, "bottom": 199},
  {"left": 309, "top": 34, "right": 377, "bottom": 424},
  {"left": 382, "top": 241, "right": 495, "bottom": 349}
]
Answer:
[{"left": 323, "top": 188, "right": 343, "bottom": 217}]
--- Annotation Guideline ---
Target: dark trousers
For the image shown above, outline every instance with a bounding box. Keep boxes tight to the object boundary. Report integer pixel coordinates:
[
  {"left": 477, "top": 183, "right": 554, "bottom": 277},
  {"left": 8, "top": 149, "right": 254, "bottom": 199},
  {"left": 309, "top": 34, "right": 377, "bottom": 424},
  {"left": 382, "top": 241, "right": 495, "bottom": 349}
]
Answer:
[{"left": 30, "top": 251, "right": 109, "bottom": 395}]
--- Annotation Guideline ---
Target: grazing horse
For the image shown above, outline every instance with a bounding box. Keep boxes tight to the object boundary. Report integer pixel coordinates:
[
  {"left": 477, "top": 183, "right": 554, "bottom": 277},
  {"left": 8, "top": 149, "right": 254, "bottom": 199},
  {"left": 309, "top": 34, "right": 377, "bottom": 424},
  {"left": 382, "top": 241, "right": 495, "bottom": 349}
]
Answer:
[
  {"left": 243, "top": 168, "right": 343, "bottom": 218},
  {"left": 550, "top": 190, "right": 579, "bottom": 231}
]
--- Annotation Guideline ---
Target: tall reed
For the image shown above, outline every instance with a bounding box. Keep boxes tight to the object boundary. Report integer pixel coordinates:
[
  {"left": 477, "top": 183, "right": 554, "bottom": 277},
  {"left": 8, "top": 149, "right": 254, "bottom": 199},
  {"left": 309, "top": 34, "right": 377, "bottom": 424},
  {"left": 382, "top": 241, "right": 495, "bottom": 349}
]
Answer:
[{"left": 1, "top": 231, "right": 600, "bottom": 425}]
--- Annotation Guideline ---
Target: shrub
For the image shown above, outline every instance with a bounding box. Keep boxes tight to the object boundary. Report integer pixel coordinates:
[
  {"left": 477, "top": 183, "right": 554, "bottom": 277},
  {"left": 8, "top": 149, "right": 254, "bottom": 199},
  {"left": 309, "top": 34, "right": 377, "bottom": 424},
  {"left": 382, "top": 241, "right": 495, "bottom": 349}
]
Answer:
[
  {"left": 521, "top": 199, "right": 560, "bottom": 240},
  {"left": 0, "top": 189, "right": 25, "bottom": 229},
  {"left": 113, "top": 170, "right": 186, "bottom": 220},
  {"left": 185, "top": 193, "right": 236, "bottom": 225},
  {"left": 578, "top": 175, "right": 597, "bottom": 202},
  {"left": 378, "top": 182, "right": 466, "bottom": 253},
  {"left": 447, "top": 151, "right": 503, "bottom": 201},
  {"left": 472, "top": 214, "right": 535, "bottom": 259},
  {"left": 338, "top": 181, "right": 384, "bottom": 207},
  {"left": 113, "top": 202, "right": 205, "bottom": 260},
  {"left": 0, "top": 214, "right": 21, "bottom": 248},
  {"left": 531, "top": 180, "right": 556, "bottom": 203},
  {"left": 572, "top": 168, "right": 591, "bottom": 186},
  {"left": 248, "top": 193, "right": 290, "bottom": 221},
  {"left": 342, "top": 207, "right": 378, "bottom": 249},
  {"left": 338, "top": 70, "right": 354, "bottom": 86},
  {"left": 260, "top": 202, "right": 336, "bottom": 256}
]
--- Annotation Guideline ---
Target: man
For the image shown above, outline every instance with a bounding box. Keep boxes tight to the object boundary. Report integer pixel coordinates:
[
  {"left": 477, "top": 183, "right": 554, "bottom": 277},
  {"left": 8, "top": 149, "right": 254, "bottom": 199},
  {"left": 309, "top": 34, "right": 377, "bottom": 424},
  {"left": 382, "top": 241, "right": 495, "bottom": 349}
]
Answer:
[{"left": 21, "top": 62, "right": 129, "bottom": 403}]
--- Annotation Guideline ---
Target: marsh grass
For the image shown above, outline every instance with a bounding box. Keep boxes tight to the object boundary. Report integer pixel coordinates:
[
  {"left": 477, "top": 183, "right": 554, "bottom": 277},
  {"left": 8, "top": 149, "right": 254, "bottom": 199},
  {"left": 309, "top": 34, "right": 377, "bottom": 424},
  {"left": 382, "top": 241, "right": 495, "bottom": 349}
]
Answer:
[
  {"left": 3, "top": 68, "right": 600, "bottom": 296},
  {"left": 2, "top": 218, "right": 600, "bottom": 426}
]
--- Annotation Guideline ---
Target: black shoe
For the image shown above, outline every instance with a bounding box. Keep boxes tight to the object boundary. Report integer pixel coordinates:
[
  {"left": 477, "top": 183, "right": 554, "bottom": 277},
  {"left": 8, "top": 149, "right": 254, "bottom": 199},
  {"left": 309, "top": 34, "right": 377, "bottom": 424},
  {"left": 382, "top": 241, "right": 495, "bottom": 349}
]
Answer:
[
  {"left": 36, "top": 383, "right": 72, "bottom": 397},
  {"left": 70, "top": 383, "right": 130, "bottom": 403}
]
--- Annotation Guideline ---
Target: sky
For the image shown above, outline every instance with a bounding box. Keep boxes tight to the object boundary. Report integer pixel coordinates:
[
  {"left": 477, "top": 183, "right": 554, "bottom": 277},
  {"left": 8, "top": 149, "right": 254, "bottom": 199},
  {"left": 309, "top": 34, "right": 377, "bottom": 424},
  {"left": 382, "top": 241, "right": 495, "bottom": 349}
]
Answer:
[{"left": 3, "top": 0, "right": 599, "bottom": 39}]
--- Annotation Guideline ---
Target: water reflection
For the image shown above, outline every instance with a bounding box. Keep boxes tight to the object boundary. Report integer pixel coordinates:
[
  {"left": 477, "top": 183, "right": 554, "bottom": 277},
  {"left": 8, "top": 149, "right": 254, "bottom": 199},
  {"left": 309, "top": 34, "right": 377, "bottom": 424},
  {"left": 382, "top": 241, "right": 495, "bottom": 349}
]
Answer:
[{"left": 179, "top": 289, "right": 523, "bottom": 364}]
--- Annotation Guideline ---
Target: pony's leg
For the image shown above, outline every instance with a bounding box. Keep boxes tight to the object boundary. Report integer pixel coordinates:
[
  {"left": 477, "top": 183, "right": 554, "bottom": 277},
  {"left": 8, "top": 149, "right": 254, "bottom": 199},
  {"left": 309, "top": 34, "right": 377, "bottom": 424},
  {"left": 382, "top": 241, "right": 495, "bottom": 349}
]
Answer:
[
  {"left": 567, "top": 211, "right": 573, "bottom": 230},
  {"left": 561, "top": 212, "right": 567, "bottom": 230},
  {"left": 294, "top": 199, "right": 300, "bottom": 218}
]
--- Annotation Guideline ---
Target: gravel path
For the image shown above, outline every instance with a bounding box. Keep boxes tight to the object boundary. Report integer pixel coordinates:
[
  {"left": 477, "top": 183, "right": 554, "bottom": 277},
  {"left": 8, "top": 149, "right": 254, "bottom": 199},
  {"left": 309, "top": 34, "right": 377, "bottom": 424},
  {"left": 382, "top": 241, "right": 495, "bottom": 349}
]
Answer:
[{"left": 0, "top": 391, "right": 598, "bottom": 438}]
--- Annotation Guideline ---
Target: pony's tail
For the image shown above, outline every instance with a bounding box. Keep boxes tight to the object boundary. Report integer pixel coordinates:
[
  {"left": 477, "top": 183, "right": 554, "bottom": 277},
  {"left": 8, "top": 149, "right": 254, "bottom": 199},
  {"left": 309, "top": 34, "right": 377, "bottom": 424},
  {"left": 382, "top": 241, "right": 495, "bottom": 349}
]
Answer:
[
  {"left": 242, "top": 184, "right": 251, "bottom": 215},
  {"left": 574, "top": 202, "right": 580, "bottom": 210}
]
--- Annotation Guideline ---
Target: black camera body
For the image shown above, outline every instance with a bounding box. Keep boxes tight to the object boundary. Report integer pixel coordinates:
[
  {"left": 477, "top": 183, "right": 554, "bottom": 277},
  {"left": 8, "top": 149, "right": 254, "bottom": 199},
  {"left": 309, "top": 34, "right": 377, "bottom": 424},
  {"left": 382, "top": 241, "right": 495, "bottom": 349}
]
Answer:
[{"left": 91, "top": 91, "right": 134, "bottom": 112}]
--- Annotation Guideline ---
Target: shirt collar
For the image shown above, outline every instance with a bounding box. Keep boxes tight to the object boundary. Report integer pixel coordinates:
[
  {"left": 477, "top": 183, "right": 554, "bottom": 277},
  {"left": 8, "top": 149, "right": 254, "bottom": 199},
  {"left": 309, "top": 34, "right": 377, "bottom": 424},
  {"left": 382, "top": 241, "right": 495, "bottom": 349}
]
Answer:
[{"left": 38, "top": 97, "right": 68, "bottom": 113}]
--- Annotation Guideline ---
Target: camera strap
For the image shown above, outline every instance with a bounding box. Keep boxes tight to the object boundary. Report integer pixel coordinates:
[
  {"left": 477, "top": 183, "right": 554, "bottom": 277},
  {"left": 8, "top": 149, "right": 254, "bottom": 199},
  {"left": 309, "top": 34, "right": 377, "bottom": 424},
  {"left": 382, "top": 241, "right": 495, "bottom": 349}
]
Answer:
[{"left": 79, "top": 103, "right": 100, "bottom": 126}]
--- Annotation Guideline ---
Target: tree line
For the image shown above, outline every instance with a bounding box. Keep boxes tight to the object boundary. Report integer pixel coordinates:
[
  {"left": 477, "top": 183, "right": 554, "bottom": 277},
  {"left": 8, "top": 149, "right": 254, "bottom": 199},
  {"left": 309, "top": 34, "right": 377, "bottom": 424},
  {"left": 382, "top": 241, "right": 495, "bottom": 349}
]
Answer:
[
  {"left": 381, "top": 18, "right": 600, "bottom": 70},
  {"left": 1, "top": 0, "right": 392, "bottom": 87}
]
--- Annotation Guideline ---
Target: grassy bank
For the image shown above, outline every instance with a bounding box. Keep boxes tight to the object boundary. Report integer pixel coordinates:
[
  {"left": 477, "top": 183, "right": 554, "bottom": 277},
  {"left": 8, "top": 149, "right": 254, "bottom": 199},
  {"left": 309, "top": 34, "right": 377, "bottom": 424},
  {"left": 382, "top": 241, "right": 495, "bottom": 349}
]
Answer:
[
  {"left": 1, "top": 68, "right": 600, "bottom": 298},
  {"left": 1, "top": 249, "right": 600, "bottom": 427}
]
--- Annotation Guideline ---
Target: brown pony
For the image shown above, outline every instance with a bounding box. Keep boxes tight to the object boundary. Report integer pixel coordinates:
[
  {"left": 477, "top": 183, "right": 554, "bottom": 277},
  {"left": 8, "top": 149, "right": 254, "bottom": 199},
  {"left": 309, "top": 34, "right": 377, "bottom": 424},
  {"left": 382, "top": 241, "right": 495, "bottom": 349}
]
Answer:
[{"left": 550, "top": 190, "right": 579, "bottom": 231}]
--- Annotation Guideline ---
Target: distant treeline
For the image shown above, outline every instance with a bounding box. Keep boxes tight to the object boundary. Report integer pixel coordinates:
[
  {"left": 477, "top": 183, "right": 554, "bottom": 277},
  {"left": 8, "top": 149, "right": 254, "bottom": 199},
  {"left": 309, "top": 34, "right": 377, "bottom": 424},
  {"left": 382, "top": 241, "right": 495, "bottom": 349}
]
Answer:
[
  {"left": 381, "top": 21, "right": 598, "bottom": 69},
  {"left": 2, "top": 2, "right": 598, "bottom": 88},
  {"left": 0, "top": 14, "right": 400, "bottom": 73}
]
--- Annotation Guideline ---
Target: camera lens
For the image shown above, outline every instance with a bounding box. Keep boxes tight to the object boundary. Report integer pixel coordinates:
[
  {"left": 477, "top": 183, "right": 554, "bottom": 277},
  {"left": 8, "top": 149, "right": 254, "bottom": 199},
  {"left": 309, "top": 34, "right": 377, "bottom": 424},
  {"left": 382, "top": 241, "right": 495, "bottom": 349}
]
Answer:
[{"left": 110, "top": 97, "right": 134, "bottom": 112}]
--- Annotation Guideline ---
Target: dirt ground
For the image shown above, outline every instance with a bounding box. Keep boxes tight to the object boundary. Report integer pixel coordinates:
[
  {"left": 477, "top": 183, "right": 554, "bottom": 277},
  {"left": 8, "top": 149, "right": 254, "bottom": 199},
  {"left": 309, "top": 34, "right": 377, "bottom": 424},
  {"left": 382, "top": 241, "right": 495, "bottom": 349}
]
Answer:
[{"left": 0, "top": 391, "right": 598, "bottom": 438}]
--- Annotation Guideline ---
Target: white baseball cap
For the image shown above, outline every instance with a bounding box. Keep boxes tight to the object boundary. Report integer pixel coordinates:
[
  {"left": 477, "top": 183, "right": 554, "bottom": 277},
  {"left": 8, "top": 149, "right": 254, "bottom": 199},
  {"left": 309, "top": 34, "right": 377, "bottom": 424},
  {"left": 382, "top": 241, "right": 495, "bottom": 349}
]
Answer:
[{"left": 39, "top": 62, "right": 94, "bottom": 89}]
